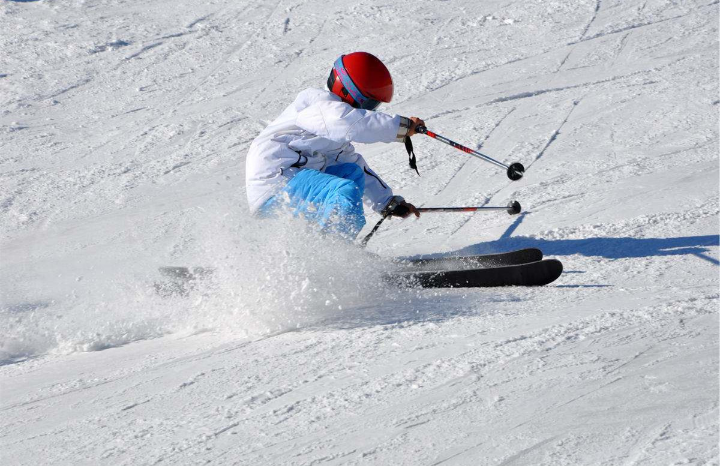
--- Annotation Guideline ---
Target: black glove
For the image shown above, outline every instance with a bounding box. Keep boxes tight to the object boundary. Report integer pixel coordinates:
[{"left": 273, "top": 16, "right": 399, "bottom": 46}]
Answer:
[
  {"left": 382, "top": 196, "right": 410, "bottom": 218},
  {"left": 390, "top": 204, "right": 410, "bottom": 217}
]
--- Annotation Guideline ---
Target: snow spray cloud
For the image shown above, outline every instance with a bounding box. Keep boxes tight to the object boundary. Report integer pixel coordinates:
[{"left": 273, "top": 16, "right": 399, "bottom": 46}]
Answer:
[
  {"left": 0, "top": 258, "right": 174, "bottom": 364},
  {"left": 0, "top": 204, "right": 396, "bottom": 363},
  {"left": 182, "top": 205, "right": 396, "bottom": 335}
]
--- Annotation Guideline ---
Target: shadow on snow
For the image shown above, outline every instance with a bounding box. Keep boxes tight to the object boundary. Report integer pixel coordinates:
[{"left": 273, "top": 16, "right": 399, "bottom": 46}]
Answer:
[
  {"left": 450, "top": 234, "right": 719, "bottom": 265},
  {"left": 407, "top": 212, "right": 719, "bottom": 265}
]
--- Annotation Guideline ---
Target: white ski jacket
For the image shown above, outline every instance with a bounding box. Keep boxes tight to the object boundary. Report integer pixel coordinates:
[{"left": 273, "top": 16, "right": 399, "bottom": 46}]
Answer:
[{"left": 245, "top": 88, "right": 411, "bottom": 214}]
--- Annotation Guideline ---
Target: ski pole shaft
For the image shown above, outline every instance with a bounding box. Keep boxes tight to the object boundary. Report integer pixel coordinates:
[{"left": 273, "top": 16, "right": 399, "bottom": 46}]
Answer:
[
  {"left": 360, "top": 214, "right": 388, "bottom": 248},
  {"left": 419, "top": 201, "right": 521, "bottom": 215},
  {"left": 360, "top": 201, "right": 521, "bottom": 247},
  {"left": 418, "top": 207, "right": 501, "bottom": 212},
  {"left": 418, "top": 206, "right": 509, "bottom": 213},
  {"left": 415, "top": 126, "right": 525, "bottom": 180},
  {"left": 417, "top": 127, "right": 506, "bottom": 169}
]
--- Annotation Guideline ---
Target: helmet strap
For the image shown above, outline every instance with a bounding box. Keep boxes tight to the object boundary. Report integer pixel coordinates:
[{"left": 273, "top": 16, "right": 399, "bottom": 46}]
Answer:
[{"left": 334, "top": 56, "right": 370, "bottom": 108}]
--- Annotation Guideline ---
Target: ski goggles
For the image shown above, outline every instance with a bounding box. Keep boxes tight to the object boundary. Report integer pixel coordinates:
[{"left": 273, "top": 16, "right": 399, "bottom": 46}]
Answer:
[{"left": 327, "top": 57, "right": 382, "bottom": 111}]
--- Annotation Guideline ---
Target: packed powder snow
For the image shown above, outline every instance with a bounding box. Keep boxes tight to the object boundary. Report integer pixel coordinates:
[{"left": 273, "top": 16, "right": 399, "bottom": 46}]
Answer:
[{"left": 0, "top": 0, "right": 717, "bottom": 464}]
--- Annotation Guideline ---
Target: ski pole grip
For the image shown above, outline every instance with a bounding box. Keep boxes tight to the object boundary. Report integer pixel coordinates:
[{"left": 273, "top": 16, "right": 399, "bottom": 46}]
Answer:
[{"left": 415, "top": 125, "right": 428, "bottom": 135}]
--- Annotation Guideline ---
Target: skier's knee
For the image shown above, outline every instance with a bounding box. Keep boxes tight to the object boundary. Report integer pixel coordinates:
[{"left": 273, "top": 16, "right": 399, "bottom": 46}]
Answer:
[{"left": 334, "top": 179, "right": 363, "bottom": 206}]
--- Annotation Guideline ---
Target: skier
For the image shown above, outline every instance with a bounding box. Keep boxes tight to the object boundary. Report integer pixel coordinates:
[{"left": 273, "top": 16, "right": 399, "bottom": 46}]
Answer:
[{"left": 245, "top": 51, "right": 424, "bottom": 240}]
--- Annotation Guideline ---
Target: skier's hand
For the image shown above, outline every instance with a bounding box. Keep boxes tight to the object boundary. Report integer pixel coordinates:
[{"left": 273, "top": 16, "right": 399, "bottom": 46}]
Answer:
[
  {"left": 407, "top": 117, "right": 426, "bottom": 137},
  {"left": 389, "top": 201, "right": 420, "bottom": 219}
]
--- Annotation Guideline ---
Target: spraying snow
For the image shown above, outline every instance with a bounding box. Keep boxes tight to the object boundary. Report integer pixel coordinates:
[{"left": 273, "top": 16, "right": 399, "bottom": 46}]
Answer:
[
  {"left": 0, "top": 0, "right": 717, "bottom": 464},
  {"left": 1, "top": 206, "right": 409, "bottom": 363}
]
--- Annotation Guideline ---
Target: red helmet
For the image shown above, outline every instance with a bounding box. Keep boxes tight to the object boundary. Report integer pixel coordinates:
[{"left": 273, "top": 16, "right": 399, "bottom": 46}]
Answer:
[{"left": 327, "top": 52, "right": 393, "bottom": 110}]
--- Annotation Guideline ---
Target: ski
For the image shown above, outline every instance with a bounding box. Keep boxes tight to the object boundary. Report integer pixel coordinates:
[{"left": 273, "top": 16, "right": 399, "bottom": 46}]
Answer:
[
  {"left": 156, "top": 253, "right": 560, "bottom": 294},
  {"left": 398, "top": 248, "right": 542, "bottom": 271},
  {"left": 386, "top": 259, "right": 563, "bottom": 288}
]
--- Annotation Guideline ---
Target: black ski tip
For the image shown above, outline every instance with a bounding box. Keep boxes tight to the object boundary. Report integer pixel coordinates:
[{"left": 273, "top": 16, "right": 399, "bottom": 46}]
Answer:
[
  {"left": 507, "top": 200, "right": 521, "bottom": 215},
  {"left": 507, "top": 162, "right": 524, "bottom": 181},
  {"left": 542, "top": 259, "right": 564, "bottom": 285}
]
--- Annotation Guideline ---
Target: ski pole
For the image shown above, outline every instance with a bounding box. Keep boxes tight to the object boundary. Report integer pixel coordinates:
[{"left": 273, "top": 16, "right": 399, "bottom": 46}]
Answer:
[
  {"left": 419, "top": 201, "right": 521, "bottom": 215},
  {"left": 360, "top": 201, "right": 521, "bottom": 247},
  {"left": 360, "top": 214, "right": 389, "bottom": 248},
  {"left": 415, "top": 126, "right": 525, "bottom": 181}
]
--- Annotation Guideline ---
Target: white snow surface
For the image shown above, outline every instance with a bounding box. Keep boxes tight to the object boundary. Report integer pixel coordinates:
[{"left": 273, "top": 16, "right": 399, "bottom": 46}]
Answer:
[{"left": 1, "top": 0, "right": 718, "bottom": 464}]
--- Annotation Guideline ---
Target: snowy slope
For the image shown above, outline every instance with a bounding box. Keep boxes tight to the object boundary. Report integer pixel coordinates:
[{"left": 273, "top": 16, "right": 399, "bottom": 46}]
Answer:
[{"left": 1, "top": 0, "right": 718, "bottom": 464}]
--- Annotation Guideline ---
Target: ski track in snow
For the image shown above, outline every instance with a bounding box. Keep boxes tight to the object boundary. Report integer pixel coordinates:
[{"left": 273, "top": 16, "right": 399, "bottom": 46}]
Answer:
[{"left": 0, "top": 0, "right": 718, "bottom": 464}]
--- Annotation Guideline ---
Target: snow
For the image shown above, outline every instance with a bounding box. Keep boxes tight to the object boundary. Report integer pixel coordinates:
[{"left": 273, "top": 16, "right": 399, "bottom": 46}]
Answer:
[{"left": 1, "top": 0, "right": 718, "bottom": 464}]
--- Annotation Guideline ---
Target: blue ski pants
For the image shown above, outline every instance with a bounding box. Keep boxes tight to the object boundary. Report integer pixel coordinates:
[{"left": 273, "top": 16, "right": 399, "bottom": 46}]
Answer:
[{"left": 259, "top": 163, "right": 366, "bottom": 239}]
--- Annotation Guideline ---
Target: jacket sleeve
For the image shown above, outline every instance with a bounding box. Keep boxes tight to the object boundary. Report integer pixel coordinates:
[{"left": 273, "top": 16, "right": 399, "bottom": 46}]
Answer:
[{"left": 296, "top": 101, "right": 411, "bottom": 144}]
